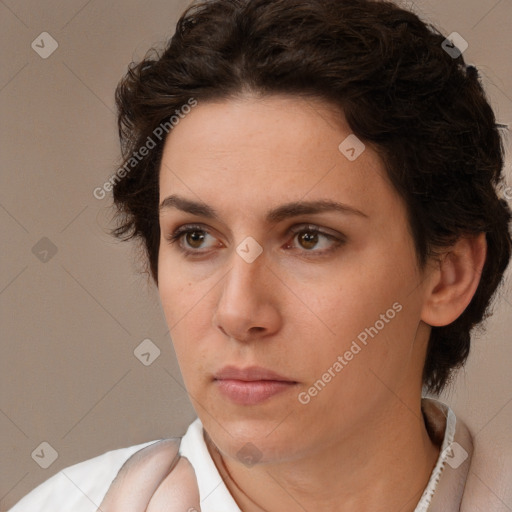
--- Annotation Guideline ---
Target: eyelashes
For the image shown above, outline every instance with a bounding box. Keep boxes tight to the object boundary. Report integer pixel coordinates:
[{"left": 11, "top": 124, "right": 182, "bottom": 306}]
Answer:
[
  {"left": 164, "top": 223, "right": 346, "bottom": 258},
  {"left": 165, "top": 224, "right": 218, "bottom": 256}
]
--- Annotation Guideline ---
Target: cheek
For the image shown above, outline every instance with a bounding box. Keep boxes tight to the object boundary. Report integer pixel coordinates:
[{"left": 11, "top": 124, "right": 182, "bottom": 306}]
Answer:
[
  {"left": 157, "top": 251, "right": 196, "bottom": 320},
  {"left": 157, "top": 256, "right": 213, "bottom": 373},
  {"left": 296, "top": 263, "right": 398, "bottom": 339},
  {"left": 294, "top": 250, "right": 420, "bottom": 371},
  {"left": 306, "top": 286, "right": 423, "bottom": 411}
]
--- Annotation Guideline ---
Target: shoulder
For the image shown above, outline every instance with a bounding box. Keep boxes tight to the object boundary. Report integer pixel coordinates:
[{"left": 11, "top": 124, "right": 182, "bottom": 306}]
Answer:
[
  {"left": 8, "top": 440, "right": 158, "bottom": 512},
  {"left": 98, "top": 437, "right": 200, "bottom": 511},
  {"left": 419, "top": 398, "right": 512, "bottom": 511},
  {"left": 463, "top": 403, "right": 512, "bottom": 511}
]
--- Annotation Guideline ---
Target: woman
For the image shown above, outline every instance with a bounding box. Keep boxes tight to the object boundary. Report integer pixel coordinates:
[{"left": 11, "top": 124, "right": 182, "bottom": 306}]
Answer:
[{"left": 10, "top": 0, "right": 512, "bottom": 510}]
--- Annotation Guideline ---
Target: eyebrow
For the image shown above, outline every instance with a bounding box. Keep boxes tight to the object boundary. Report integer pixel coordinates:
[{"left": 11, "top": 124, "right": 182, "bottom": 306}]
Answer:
[{"left": 159, "top": 194, "right": 368, "bottom": 223}]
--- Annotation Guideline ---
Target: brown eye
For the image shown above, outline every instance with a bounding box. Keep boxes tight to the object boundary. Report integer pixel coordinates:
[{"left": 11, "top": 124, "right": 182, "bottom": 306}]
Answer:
[
  {"left": 287, "top": 224, "right": 345, "bottom": 256},
  {"left": 185, "top": 231, "right": 206, "bottom": 249},
  {"left": 297, "top": 231, "right": 320, "bottom": 250},
  {"left": 165, "top": 224, "right": 217, "bottom": 254}
]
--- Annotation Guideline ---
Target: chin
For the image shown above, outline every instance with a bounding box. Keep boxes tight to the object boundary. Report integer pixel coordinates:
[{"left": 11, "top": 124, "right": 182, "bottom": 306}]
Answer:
[{"left": 203, "top": 413, "right": 308, "bottom": 465}]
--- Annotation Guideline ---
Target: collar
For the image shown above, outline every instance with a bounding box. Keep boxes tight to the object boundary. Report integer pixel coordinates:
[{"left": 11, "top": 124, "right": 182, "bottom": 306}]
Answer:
[{"left": 415, "top": 398, "right": 473, "bottom": 511}]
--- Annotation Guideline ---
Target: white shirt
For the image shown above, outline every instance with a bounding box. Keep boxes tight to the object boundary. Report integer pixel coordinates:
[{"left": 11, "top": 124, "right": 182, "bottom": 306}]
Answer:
[{"left": 7, "top": 399, "right": 461, "bottom": 511}]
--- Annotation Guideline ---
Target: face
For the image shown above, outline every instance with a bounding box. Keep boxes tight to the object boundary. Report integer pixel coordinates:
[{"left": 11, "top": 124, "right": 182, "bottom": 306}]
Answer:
[{"left": 157, "top": 95, "right": 431, "bottom": 464}]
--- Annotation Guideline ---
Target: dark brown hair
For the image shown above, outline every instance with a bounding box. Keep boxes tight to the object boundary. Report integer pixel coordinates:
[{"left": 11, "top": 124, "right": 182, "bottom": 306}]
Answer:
[{"left": 111, "top": 0, "right": 512, "bottom": 393}]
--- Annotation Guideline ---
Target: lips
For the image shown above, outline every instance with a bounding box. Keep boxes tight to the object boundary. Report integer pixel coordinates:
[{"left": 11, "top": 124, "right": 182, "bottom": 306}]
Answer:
[
  {"left": 214, "top": 366, "right": 294, "bottom": 382},
  {"left": 213, "top": 366, "right": 298, "bottom": 405}
]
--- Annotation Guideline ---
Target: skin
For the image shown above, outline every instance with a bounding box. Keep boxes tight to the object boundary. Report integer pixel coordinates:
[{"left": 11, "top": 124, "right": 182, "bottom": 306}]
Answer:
[{"left": 156, "top": 94, "right": 486, "bottom": 511}]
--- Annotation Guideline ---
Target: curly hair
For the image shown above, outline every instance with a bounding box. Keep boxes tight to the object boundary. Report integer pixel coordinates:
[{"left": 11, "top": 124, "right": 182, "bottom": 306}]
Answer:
[{"left": 110, "top": 0, "right": 512, "bottom": 394}]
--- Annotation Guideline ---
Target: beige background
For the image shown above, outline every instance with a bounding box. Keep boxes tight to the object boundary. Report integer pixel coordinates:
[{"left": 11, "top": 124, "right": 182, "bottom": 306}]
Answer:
[{"left": 1, "top": 0, "right": 511, "bottom": 509}]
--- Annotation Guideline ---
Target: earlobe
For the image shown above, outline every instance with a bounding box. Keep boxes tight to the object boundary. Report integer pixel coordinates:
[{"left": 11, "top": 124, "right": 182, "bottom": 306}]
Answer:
[{"left": 421, "top": 233, "right": 487, "bottom": 327}]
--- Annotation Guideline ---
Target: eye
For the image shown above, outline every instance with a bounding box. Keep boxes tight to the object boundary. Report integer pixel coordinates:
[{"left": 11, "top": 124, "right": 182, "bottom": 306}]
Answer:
[
  {"left": 165, "top": 224, "right": 221, "bottom": 255},
  {"left": 286, "top": 224, "right": 345, "bottom": 254}
]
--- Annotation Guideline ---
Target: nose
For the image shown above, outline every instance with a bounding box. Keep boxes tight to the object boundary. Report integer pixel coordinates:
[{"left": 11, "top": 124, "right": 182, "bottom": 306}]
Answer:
[{"left": 212, "top": 249, "right": 282, "bottom": 343}]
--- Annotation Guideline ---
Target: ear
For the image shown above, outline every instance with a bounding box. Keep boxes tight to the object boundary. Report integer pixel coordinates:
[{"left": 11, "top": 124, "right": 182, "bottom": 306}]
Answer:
[{"left": 421, "top": 233, "right": 487, "bottom": 327}]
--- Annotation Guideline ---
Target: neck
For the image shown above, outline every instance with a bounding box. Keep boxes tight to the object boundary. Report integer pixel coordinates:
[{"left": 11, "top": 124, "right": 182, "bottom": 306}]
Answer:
[{"left": 206, "top": 398, "right": 440, "bottom": 512}]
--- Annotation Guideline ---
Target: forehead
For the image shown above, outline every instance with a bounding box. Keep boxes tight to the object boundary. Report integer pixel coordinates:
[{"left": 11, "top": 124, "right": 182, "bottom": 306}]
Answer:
[{"left": 158, "top": 95, "right": 399, "bottom": 222}]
